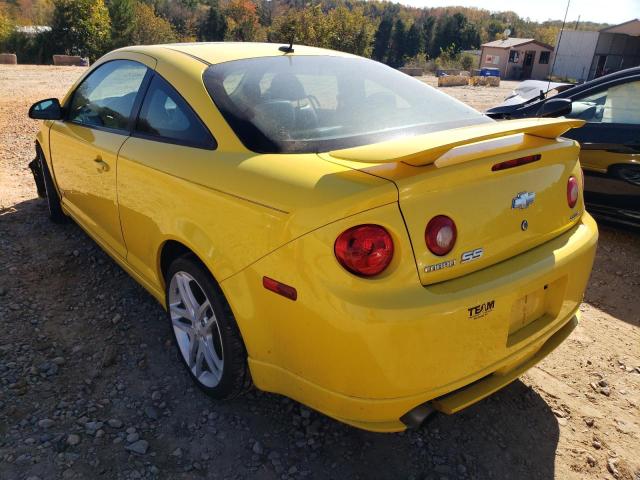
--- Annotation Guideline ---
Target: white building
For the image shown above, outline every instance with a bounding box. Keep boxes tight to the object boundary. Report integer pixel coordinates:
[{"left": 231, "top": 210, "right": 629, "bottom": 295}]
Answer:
[{"left": 551, "top": 19, "right": 640, "bottom": 81}]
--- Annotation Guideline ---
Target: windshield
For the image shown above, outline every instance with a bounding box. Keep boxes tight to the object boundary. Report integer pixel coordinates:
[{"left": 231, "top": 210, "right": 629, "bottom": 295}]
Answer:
[{"left": 203, "top": 55, "right": 491, "bottom": 153}]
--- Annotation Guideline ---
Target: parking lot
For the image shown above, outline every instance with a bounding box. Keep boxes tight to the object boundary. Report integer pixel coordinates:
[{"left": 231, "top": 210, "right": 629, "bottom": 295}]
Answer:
[{"left": 0, "top": 65, "right": 638, "bottom": 480}]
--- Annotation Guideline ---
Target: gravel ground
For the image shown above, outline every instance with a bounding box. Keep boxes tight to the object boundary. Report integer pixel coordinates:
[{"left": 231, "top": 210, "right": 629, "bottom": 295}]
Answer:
[{"left": 1, "top": 65, "right": 639, "bottom": 480}]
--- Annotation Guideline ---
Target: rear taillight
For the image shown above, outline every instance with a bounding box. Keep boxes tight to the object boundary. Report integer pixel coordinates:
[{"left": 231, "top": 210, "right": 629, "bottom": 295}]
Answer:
[
  {"left": 491, "top": 154, "right": 541, "bottom": 171},
  {"left": 567, "top": 176, "right": 579, "bottom": 208},
  {"left": 334, "top": 224, "right": 394, "bottom": 277},
  {"left": 425, "top": 215, "right": 457, "bottom": 256}
]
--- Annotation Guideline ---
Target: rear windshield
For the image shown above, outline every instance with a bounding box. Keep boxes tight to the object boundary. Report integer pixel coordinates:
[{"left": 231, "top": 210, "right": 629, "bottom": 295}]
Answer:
[{"left": 203, "top": 55, "right": 491, "bottom": 153}]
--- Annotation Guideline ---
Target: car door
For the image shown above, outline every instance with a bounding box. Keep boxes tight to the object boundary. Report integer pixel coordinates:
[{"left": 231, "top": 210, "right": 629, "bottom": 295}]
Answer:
[
  {"left": 563, "top": 77, "right": 640, "bottom": 172},
  {"left": 116, "top": 73, "right": 218, "bottom": 285},
  {"left": 563, "top": 77, "right": 640, "bottom": 224},
  {"left": 49, "top": 58, "right": 152, "bottom": 258}
]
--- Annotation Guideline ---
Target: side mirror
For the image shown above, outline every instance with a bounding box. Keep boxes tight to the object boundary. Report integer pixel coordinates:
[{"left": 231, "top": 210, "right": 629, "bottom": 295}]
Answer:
[
  {"left": 538, "top": 98, "right": 572, "bottom": 118},
  {"left": 29, "top": 98, "right": 63, "bottom": 120}
]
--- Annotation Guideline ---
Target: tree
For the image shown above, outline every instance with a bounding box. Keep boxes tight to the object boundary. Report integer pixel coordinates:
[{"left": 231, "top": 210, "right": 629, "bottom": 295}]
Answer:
[
  {"left": 130, "top": 2, "right": 177, "bottom": 45},
  {"left": 49, "top": 0, "right": 111, "bottom": 60},
  {"left": 421, "top": 16, "right": 435, "bottom": 58},
  {"left": 324, "top": 6, "right": 374, "bottom": 57},
  {"left": 255, "top": 0, "right": 272, "bottom": 27},
  {"left": 269, "top": 5, "right": 327, "bottom": 46},
  {"left": 270, "top": 5, "right": 373, "bottom": 57},
  {"left": 487, "top": 19, "right": 505, "bottom": 41},
  {"left": 390, "top": 18, "right": 406, "bottom": 67},
  {"left": 225, "top": 0, "right": 260, "bottom": 41},
  {"left": 459, "top": 19, "right": 481, "bottom": 50},
  {"left": 404, "top": 22, "right": 423, "bottom": 59},
  {"left": 198, "top": 0, "right": 226, "bottom": 41},
  {"left": 372, "top": 16, "right": 392, "bottom": 62},
  {"left": 433, "top": 12, "right": 479, "bottom": 56},
  {"left": 108, "top": 0, "right": 135, "bottom": 48},
  {"left": 460, "top": 52, "right": 475, "bottom": 71},
  {"left": 534, "top": 24, "right": 559, "bottom": 46},
  {"left": 156, "top": 0, "right": 199, "bottom": 40},
  {"left": 0, "top": 5, "right": 14, "bottom": 48}
]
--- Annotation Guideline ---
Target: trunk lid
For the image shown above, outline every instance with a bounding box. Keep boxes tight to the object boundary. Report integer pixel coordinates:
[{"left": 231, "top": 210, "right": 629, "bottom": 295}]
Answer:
[{"left": 323, "top": 118, "right": 585, "bottom": 285}]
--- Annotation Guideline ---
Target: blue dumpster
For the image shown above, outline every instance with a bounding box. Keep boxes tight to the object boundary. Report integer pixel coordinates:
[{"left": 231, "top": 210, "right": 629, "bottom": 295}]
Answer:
[{"left": 480, "top": 67, "right": 500, "bottom": 77}]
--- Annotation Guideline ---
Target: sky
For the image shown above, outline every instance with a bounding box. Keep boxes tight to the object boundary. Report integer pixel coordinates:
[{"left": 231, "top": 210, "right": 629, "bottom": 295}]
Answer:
[{"left": 399, "top": 0, "right": 640, "bottom": 25}]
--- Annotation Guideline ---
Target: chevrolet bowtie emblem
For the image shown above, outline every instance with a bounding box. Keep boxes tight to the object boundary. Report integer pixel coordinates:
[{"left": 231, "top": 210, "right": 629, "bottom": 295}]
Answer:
[{"left": 512, "top": 192, "right": 536, "bottom": 209}]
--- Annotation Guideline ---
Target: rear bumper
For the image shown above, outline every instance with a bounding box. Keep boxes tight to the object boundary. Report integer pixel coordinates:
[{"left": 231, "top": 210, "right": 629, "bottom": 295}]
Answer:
[
  {"left": 249, "top": 312, "right": 578, "bottom": 432},
  {"left": 430, "top": 313, "right": 576, "bottom": 414},
  {"left": 223, "top": 209, "right": 598, "bottom": 432}
]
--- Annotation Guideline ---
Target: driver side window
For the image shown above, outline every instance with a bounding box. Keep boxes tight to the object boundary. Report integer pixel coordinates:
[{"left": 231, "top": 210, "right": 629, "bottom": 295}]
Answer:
[
  {"left": 67, "top": 60, "right": 148, "bottom": 131},
  {"left": 566, "top": 81, "right": 640, "bottom": 125}
]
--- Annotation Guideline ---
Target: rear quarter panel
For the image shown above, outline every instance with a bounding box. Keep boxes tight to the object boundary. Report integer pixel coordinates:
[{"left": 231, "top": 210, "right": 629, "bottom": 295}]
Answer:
[{"left": 116, "top": 142, "right": 396, "bottom": 294}]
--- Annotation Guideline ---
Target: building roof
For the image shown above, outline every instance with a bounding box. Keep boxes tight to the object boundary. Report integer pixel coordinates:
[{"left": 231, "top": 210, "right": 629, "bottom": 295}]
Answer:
[
  {"left": 481, "top": 37, "right": 553, "bottom": 50},
  {"left": 600, "top": 19, "right": 640, "bottom": 36}
]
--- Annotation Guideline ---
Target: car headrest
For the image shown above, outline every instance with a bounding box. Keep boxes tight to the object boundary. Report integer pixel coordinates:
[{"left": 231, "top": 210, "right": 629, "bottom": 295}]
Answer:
[{"left": 266, "top": 73, "right": 307, "bottom": 102}]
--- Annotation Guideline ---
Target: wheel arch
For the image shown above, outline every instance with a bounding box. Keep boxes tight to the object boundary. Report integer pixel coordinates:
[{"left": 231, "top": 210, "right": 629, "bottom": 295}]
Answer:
[
  {"left": 157, "top": 238, "right": 254, "bottom": 358},
  {"left": 159, "top": 239, "right": 208, "bottom": 286},
  {"left": 157, "top": 239, "right": 233, "bottom": 305},
  {"left": 35, "top": 125, "right": 62, "bottom": 197}
]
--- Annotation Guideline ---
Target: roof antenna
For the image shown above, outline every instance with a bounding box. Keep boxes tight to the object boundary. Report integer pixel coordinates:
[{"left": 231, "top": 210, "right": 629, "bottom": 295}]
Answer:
[
  {"left": 279, "top": 38, "right": 294, "bottom": 54},
  {"left": 547, "top": 0, "right": 571, "bottom": 93}
]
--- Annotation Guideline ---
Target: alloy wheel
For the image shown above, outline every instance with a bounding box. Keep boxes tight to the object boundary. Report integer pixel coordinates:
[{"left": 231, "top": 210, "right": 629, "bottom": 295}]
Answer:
[{"left": 168, "top": 271, "right": 224, "bottom": 388}]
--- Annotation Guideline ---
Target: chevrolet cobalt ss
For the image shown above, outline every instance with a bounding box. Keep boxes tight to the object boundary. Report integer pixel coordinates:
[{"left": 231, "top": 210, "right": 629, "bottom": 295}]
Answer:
[{"left": 29, "top": 43, "right": 598, "bottom": 432}]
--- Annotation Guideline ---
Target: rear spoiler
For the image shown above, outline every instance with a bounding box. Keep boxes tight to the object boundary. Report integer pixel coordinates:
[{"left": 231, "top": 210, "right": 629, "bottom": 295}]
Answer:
[{"left": 328, "top": 118, "right": 585, "bottom": 167}]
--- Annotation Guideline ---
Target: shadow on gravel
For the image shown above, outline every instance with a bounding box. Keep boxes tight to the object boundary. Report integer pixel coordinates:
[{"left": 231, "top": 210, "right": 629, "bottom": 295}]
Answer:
[
  {"left": 2, "top": 197, "right": 560, "bottom": 480},
  {"left": 239, "top": 380, "right": 562, "bottom": 480}
]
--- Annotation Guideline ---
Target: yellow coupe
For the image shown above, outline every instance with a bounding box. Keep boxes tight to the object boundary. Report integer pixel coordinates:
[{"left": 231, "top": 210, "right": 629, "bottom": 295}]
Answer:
[{"left": 29, "top": 43, "right": 598, "bottom": 432}]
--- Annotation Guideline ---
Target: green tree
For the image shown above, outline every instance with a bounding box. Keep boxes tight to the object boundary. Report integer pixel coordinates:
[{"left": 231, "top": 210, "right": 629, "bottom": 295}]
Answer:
[
  {"left": 49, "top": 0, "right": 111, "bottom": 60},
  {"left": 404, "top": 22, "right": 423, "bottom": 59},
  {"left": 421, "top": 16, "right": 435, "bottom": 58},
  {"left": 108, "top": 0, "right": 136, "bottom": 48},
  {"left": 130, "top": 2, "right": 177, "bottom": 44},
  {"left": 269, "top": 5, "right": 373, "bottom": 57},
  {"left": 325, "top": 6, "right": 374, "bottom": 57},
  {"left": 433, "top": 12, "right": 479, "bottom": 56},
  {"left": 390, "top": 18, "right": 406, "bottom": 67},
  {"left": 487, "top": 19, "right": 505, "bottom": 41},
  {"left": 198, "top": 0, "right": 226, "bottom": 41},
  {"left": 459, "top": 19, "right": 481, "bottom": 50},
  {"left": 372, "top": 16, "right": 392, "bottom": 62},
  {"left": 269, "top": 6, "right": 326, "bottom": 46},
  {"left": 0, "top": 6, "right": 14, "bottom": 48},
  {"left": 255, "top": 0, "right": 272, "bottom": 27},
  {"left": 225, "top": 0, "right": 260, "bottom": 41},
  {"left": 460, "top": 52, "right": 475, "bottom": 71},
  {"left": 156, "top": 0, "right": 199, "bottom": 40}
]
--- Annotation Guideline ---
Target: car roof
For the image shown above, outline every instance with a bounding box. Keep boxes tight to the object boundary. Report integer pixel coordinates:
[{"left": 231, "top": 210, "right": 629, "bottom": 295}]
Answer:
[
  {"left": 120, "top": 42, "right": 355, "bottom": 66},
  {"left": 556, "top": 66, "right": 640, "bottom": 99}
]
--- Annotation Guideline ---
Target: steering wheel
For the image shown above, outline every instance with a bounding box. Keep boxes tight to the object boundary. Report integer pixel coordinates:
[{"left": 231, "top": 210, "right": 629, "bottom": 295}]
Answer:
[{"left": 307, "top": 95, "right": 322, "bottom": 111}]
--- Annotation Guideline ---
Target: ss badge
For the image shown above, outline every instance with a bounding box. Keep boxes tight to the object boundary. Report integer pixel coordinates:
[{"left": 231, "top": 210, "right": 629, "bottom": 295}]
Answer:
[{"left": 461, "top": 248, "right": 483, "bottom": 263}]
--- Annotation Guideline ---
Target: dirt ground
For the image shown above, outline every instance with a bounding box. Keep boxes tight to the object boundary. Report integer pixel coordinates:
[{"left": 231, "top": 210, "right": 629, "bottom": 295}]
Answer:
[{"left": 0, "top": 65, "right": 638, "bottom": 480}]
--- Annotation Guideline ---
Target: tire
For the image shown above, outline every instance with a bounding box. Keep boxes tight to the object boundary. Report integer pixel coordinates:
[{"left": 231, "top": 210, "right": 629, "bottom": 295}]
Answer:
[
  {"left": 165, "top": 255, "right": 250, "bottom": 399},
  {"left": 38, "top": 148, "right": 67, "bottom": 223}
]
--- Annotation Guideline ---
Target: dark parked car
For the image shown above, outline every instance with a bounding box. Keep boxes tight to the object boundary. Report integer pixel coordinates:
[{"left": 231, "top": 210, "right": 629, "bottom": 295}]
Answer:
[{"left": 486, "top": 68, "right": 640, "bottom": 227}]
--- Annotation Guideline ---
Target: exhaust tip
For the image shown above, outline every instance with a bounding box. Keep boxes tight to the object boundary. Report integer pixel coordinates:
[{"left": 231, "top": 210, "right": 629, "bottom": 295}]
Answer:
[{"left": 400, "top": 402, "right": 437, "bottom": 429}]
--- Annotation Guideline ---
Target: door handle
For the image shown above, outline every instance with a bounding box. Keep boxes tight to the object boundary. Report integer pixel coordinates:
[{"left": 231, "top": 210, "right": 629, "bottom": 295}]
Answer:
[{"left": 93, "top": 156, "right": 109, "bottom": 172}]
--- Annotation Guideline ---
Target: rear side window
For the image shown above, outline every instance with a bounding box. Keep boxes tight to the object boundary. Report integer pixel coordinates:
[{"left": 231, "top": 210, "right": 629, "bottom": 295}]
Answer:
[
  {"left": 68, "top": 60, "right": 148, "bottom": 131},
  {"left": 135, "top": 75, "right": 216, "bottom": 149}
]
